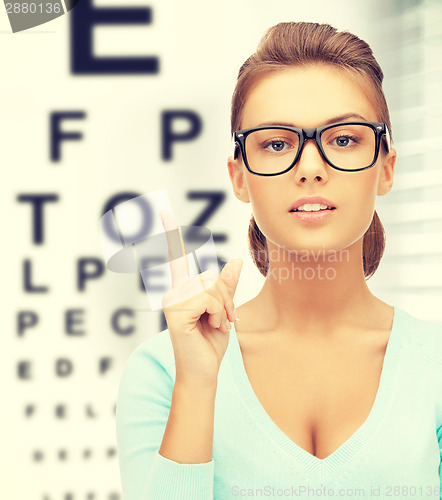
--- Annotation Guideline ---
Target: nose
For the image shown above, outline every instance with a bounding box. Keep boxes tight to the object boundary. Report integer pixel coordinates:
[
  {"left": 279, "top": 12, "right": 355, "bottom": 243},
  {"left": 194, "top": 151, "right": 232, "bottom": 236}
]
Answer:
[{"left": 294, "top": 137, "right": 329, "bottom": 184}]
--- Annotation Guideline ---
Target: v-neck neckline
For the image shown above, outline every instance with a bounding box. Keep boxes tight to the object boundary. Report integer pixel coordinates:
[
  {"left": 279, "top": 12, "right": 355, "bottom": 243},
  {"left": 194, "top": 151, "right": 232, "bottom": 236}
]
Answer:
[{"left": 227, "top": 306, "right": 403, "bottom": 478}]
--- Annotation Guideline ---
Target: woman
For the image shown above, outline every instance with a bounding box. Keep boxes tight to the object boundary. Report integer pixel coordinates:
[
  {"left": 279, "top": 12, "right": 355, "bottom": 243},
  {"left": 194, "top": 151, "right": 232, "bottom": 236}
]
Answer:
[{"left": 116, "top": 22, "right": 442, "bottom": 499}]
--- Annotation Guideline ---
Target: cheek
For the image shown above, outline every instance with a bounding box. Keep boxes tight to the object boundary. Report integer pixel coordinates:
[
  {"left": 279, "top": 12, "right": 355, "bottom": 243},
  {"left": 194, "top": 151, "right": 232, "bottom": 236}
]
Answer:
[
  {"left": 246, "top": 175, "right": 284, "bottom": 214},
  {"left": 245, "top": 176, "right": 288, "bottom": 241},
  {"left": 339, "top": 169, "right": 379, "bottom": 227},
  {"left": 360, "top": 166, "right": 382, "bottom": 207}
]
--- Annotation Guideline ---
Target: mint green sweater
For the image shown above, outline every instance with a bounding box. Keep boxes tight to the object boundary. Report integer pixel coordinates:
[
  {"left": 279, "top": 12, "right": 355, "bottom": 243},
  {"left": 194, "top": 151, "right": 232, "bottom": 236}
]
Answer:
[{"left": 116, "top": 306, "right": 442, "bottom": 499}]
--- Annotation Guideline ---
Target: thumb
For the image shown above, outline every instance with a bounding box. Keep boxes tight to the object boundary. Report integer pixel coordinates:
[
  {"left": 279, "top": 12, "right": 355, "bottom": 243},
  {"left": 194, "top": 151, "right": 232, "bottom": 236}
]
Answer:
[{"left": 219, "top": 258, "right": 243, "bottom": 298}]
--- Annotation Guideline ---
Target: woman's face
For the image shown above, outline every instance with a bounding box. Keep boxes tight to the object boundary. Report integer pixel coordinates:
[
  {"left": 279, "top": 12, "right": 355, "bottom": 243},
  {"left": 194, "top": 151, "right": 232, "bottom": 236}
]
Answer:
[{"left": 228, "top": 64, "right": 396, "bottom": 256}]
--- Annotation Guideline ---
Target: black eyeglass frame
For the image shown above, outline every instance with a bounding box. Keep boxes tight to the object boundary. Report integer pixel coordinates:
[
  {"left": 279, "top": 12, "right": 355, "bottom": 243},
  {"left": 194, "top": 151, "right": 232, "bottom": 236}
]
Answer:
[{"left": 232, "top": 121, "right": 391, "bottom": 176}]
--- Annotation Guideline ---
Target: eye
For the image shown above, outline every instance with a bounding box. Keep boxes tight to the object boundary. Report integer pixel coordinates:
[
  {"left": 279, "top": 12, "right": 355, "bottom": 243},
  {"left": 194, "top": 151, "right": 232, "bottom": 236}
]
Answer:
[
  {"left": 262, "top": 139, "right": 293, "bottom": 153},
  {"left": 330, "top": 135, "right": 358, "bottom": 148}
]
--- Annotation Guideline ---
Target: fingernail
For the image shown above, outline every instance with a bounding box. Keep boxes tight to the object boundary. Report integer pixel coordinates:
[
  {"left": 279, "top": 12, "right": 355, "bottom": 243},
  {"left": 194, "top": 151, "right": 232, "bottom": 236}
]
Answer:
[
  {"left": 224, "top": 319, "right": 231, "bottom": 331},
  {"left": 233, "top": 307, "right": 239, "bottom": 321}
]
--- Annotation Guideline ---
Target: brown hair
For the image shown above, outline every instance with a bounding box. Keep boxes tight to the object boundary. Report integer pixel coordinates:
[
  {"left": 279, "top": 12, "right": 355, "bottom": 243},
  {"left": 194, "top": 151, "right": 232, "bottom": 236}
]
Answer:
[{"left": 230, "top": 22, "right": 392, "bottom": 280}]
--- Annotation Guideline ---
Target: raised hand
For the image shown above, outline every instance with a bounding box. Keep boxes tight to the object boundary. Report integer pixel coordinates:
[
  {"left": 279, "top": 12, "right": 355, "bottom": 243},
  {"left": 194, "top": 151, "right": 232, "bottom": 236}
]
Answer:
[{"left": 159, "top": 209, "right": 243, "bottom": 388}]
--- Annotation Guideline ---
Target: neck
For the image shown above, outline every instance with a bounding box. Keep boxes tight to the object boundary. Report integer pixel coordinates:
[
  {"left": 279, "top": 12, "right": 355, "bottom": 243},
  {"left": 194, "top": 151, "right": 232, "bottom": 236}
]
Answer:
[{"left": 254, "top": 238, "right": 384, "bottom": 336}]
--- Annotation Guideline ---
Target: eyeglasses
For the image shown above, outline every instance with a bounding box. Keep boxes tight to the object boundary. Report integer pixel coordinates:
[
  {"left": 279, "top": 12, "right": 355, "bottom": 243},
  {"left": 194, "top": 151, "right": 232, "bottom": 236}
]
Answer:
[{"left": 232, "top": 121, "right": 391, "bottom": 176}]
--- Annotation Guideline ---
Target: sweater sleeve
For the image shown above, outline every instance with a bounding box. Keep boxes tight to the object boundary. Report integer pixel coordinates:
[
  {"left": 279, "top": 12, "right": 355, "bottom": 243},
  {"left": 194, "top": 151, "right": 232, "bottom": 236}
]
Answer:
[
  {"left": 115, "top": 333, "right": 215, "bottom": 500},
  {"left": 436, "top": 338, "right": 442, "bottom": 499},
  {"left": 438, "top": 424, "right": 442, "bottom": 500},
  {"left": 438, "top": 361, "right": 442, "bottom": 500}
]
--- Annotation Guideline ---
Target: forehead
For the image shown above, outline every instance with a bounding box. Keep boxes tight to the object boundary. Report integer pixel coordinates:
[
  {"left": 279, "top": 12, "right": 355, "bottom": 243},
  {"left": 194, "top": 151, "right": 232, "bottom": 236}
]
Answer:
[{"left": 241, "top": 64, "right": 378, "bottom": 129}]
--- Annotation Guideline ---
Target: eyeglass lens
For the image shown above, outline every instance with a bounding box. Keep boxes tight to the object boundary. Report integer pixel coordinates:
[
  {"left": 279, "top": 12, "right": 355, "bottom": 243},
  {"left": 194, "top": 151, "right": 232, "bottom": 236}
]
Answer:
[{"left": 244, "top": 124, "right": 377, "bottom": 174}]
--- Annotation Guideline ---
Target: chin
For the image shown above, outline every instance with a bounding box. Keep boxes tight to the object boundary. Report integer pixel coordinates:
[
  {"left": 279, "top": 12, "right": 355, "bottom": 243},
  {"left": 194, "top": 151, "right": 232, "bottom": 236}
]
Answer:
[{"left": 267, "top": 237, "right": 337, "bottom": 257}]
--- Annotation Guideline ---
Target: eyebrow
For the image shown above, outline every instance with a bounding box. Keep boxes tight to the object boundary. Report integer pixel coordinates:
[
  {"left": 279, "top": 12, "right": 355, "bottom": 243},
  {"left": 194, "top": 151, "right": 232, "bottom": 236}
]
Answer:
[{"left": 254, "top": 113, "right": 369, "bottom": 128}]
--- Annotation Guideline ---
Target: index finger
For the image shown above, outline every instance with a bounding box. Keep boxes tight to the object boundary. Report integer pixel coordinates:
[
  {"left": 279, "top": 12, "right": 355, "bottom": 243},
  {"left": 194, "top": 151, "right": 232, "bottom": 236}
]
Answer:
[{"left": 159, "top": 209, "right": 190, "bottom": 288}]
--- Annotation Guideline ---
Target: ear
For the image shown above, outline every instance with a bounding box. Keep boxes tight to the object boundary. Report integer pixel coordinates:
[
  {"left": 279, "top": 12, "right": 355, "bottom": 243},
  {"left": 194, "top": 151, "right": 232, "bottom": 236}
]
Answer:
[
  {"left": 377, "top": 147, "right": 396, "bottom": 196},
  {"left": 227, "top": 155, "right": 250, "bottom": 203}
]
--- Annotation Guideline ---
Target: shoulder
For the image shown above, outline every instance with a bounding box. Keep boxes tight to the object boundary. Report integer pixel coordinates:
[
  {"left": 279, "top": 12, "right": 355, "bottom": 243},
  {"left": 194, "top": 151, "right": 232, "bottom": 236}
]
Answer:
[{"left": 397, "top": 307, "right": 442, "bottom": 365}]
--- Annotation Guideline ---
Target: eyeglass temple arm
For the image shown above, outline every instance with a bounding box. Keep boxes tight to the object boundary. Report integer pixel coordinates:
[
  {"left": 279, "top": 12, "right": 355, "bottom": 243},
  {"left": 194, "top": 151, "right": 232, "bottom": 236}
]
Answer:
[
  {"left": 383, "top": 126, "right": 391, "bottom": 153},
  {"left": 232, "top": 134, "right": 240, "bottom": 159}
]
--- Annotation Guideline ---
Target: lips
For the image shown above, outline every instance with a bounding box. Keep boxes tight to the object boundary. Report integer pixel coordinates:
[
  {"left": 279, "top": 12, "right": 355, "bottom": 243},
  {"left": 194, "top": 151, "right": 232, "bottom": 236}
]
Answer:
[
  {"left": 289, "top": 208, "right": 335, "bottom": 222},
  {"left": 289, "top": 196, "right": 337, "bottom": 212}
]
